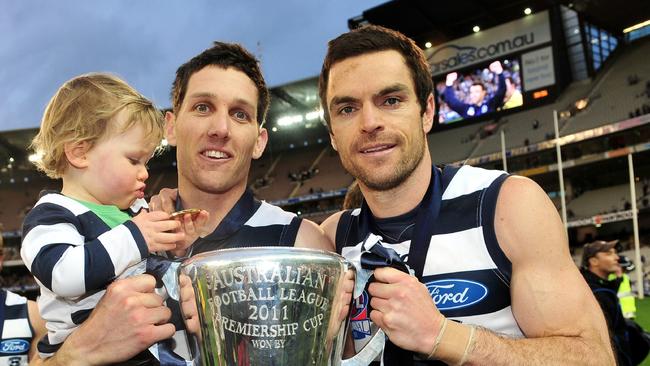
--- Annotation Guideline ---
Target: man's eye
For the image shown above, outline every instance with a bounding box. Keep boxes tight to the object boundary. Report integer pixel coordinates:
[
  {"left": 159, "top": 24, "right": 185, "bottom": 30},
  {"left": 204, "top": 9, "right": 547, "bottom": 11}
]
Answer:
[
  {"left": 195, "top": 104, "right": 210, "bottom": 113},
  {"left": 384, "top": 97, "right": 400, "bottom": 106},
  {"left": 340, "top": 106, "right": 355, "bottom": 115},
  {"left": 233, "top": 111, "right": 249, "bottom": 121}
]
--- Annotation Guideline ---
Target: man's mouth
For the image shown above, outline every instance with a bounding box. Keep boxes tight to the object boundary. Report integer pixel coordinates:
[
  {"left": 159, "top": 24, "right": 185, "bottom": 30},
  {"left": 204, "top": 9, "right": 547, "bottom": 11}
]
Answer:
[
  {"left": 202, "top": 150, "right": 231, "bottom": 159},
  {"left": 360, "top": 144, "right": 396, "bottom": 154}
]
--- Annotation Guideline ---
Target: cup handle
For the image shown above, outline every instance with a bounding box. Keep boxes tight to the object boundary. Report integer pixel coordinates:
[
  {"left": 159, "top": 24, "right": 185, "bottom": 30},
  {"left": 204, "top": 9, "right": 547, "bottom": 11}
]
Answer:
[{"left": 341, "top": 264, "right": 385, "bottom": 365}]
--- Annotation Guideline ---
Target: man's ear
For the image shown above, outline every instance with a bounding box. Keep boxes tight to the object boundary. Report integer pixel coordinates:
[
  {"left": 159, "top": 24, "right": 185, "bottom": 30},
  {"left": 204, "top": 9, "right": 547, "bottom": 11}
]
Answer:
[
  {"left": 64, "top": 141, "right": 91, "bottom": 169},
  {"left": 329, "top": 132, "right": 338, "bottom": 151},
  {"left": 422, "top": 93, "right": 435, "bottom": 134},
  {"left": 252, "top": 127, "right": 268, "bottom": 159},
  {"left": 165, "top": 111, "right": 177, "bottom": 146}
]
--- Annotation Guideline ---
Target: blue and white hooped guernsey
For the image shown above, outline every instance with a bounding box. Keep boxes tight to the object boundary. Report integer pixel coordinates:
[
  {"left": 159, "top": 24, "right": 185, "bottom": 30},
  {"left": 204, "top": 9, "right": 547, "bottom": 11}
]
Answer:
[
  {"left": 336, "top": 165, "right": 524, "bottom": 357},
  {"left": 0, "top": 289, "right": 34, "bottom": 366}
]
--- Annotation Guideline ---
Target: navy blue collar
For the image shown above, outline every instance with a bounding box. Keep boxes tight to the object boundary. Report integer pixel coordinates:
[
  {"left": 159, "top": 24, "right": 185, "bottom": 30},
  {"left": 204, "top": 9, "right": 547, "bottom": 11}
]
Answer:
[
  {"left": 357, "top": 166, "right": 444, "bottom": 278},
  {"left": 177, "top": 189, "right": 260, "bottom": 242}
]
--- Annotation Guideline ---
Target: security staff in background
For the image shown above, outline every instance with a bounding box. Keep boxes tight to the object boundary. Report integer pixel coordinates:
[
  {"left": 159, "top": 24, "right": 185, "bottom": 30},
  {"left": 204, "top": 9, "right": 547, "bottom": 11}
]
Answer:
[{"left": 581, "top": 240, "right": 634, "bottom": 366}]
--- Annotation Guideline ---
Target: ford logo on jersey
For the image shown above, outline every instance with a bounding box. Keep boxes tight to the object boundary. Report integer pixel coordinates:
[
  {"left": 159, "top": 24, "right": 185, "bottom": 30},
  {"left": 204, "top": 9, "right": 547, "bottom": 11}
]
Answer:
[
  {"left": 0, "top": 339, "right": 29, "bottom": 354},
  {"left": 425, "top": 279, "right": 488, "bottom": 310}
]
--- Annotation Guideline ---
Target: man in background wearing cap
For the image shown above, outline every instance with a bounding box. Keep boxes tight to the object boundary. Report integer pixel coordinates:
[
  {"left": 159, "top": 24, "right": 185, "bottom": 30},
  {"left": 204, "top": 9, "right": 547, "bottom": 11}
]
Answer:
[{"left": 581, "top": 240, "right": 634, "bottom": 366}]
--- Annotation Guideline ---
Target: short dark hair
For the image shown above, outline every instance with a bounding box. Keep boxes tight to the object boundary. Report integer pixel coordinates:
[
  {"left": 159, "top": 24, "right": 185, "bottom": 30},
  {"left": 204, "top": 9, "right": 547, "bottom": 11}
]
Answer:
[
  {"left": 171, "top": 41, "right": 270, "bottom": 126},
  {"left": 319, "top": 25, "right": 433, "bottom": 129}
]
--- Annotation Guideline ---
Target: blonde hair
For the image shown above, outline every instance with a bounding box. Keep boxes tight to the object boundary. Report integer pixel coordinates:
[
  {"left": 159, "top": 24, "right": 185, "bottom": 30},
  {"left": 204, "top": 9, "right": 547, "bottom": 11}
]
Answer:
[{"left": 31, "top": 73, "right": 164, "bottom": 178}]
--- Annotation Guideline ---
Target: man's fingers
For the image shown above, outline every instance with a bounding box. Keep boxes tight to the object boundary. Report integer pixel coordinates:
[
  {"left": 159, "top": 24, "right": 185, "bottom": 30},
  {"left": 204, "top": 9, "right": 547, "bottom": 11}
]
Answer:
[
  {"left": 149, "top": 323, "right": 176, "bottom": 341},
  {"left": 369, "top": 309, "right": 386, "bottom": 331},
  {"left": 369, "top": 296, "right": 390, "bottom": 313},
  {"left": 160, "top": 188, "right": 178, "bottom": 214},
  {"left": 144, "top": 305, "right": 173, "bottom": 326},
  {"left": 372, "top": 267, "right": 411, "bottom": 284},
  {"left": 111, "top": 274, "right": 157, "bottom": 294},
  {"left": 367, "top": 281, "right": 393, "bottom": 300},
  {"left": 133, "top": 292, "right": 167, "bottom": 309}
]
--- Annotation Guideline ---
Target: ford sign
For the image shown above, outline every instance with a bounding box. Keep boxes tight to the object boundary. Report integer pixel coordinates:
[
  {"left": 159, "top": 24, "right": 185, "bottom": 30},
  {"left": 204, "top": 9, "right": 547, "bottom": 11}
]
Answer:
[
  {"left": 425, "top": 279, "right": 488, "bottom": 310},
  {"left": 0, "top": 339, "right": 29, "bottom": 354}
]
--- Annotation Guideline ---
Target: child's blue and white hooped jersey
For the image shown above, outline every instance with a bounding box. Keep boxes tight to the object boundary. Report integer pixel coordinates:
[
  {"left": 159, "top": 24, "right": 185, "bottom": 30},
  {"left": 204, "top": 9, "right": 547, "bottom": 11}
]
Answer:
[{"left": 20, "top": 192, "right": 148, "bottom": 357}]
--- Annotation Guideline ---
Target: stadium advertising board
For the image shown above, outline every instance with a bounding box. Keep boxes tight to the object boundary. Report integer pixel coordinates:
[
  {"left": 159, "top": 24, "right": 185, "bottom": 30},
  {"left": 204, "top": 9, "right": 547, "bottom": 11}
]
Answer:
[
  {"left": 426, "top": 11, "right": 551, "bottom": 76},
  {"left": 427, "top": 11, "right": 556, "bottom": 128}
]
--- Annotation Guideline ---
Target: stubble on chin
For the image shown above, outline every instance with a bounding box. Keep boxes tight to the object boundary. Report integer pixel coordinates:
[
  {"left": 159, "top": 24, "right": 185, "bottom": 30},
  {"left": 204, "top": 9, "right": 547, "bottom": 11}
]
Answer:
[{"left": 344, "top": 146, "right": 424, "bottom": 192}]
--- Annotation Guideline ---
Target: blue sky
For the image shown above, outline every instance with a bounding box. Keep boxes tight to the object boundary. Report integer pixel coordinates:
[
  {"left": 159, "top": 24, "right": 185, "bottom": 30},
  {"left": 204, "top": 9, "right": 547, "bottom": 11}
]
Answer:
[{"left": 0, "top": 0, "right": 385, "bottom": 132}]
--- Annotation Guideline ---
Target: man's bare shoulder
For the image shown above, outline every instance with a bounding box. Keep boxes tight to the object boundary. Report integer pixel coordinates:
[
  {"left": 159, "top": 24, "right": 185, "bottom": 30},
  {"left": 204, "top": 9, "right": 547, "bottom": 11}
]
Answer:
[
  {"left": 495, "top": 174, "right": 570, "bottom": 264},
  {"left": 295, "top": 218, "right": 335, "bottom": 252},
  {"left": 320, "top": 210, "right": 346, "bottom": 244}
]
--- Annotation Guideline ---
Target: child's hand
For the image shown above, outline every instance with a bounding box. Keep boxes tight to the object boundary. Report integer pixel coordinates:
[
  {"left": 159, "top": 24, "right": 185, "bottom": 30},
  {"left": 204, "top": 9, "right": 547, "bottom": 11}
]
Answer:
[
  {"left": 169, "top": 210, "right": 210, "bottom": 257},
  {"left": 131, "top": 210, "right": 184, "bottom": 253}
]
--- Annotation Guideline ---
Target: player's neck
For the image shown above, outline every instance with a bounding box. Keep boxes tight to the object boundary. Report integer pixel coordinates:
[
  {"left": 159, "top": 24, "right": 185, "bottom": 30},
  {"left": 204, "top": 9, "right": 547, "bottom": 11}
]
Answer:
[
  {"left": 177, "top": 179, "right": 248, "bottom": 234},
  {"left": 361, "top": 154, "right": 432, "bottom": 219}
]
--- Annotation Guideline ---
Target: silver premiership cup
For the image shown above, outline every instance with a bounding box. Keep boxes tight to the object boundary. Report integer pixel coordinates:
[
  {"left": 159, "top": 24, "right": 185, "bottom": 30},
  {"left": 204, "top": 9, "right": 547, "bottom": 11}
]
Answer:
[{"left": 180, "top": 247, "right": 383, "bottom": 366}]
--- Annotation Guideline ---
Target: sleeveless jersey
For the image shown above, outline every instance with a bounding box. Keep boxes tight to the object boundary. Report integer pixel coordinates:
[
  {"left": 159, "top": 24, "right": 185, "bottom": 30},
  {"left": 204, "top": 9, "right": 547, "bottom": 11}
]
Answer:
[
  {"left": 163, "top": 189, "right": 303, "bottom": 362},
  {"left": 0, "top": 290, "right": 34, "bottom": 366},
  {"left": 336, "top": 165, "right": 523, "bottom": 360},
  {"left": 188, "top": 189, "right": 302, "bottom": 255}
]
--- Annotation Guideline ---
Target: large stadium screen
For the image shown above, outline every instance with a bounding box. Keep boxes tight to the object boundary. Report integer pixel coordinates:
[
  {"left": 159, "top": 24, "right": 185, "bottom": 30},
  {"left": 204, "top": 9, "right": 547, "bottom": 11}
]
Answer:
[{"left": 435, "top": 56, "right": 523, "bottom": 126}]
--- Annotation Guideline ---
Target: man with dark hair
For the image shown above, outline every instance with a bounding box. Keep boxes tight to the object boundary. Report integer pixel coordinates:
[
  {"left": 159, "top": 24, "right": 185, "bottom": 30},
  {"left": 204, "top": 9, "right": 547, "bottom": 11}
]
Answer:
[
  {"left": 581, "top": 240, "right": 634, "bottom": 366},
  {"left": 41, "top": 41, "right": 335, "bottom": 365},
  {"left": 443, "top": 61, "right": 506, "bottom": 118},
  {"left": 319, "top": 25, "right": 613, "bottom": 365},
  {"left": 161, "top": 41, "right": 331, "bottom": 255}
]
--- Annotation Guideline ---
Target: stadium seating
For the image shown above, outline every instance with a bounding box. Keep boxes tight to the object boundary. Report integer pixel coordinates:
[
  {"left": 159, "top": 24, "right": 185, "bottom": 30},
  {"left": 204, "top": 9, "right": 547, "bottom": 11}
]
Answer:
[
  {"left": 567, "top": 182, "right": 645, "bottom": 218},
  {"left": 293, "top": 147, "right": 353, "bottom": 197},
  {"left": 563, "top": 38, "right": 650, "bottom": 135},
  {"left": 254, "top": 145, "right": 323, "bottom": 202}
]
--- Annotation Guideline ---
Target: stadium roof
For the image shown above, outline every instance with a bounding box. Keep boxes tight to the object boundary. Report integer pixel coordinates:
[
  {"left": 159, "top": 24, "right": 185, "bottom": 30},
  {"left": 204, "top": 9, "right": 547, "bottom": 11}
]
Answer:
[{"left": 349, "top": 0, "right": 650, "bottom": 49}]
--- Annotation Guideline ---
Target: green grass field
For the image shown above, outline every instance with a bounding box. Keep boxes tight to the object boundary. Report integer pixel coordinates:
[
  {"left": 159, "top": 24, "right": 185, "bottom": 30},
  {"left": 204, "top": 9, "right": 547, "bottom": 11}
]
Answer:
[{"left": 636, "top": 297, "right": 650, "bottom": 366}]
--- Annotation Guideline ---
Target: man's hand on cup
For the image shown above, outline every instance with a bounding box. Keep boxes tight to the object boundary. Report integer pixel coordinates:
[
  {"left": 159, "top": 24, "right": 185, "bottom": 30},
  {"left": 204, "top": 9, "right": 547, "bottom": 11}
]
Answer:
[
  {"left": 179, "top": 273, "right": 201, "bottom": 341},
  {"left": 368, "top": 267, "right": 442, "bottom": 355}
]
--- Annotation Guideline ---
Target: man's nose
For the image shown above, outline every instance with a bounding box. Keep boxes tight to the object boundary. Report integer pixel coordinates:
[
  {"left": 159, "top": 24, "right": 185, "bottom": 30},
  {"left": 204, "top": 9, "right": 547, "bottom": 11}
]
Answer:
[
  {"left": 360, "top": 105, "right": 383, "bottom": 134},
  {"left": 208, "top": 109, "right": 230, "bottom": 138}
]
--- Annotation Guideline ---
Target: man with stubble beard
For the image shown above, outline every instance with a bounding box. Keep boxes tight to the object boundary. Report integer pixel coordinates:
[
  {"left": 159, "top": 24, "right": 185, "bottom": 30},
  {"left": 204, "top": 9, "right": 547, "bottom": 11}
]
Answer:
[{"left": 319, "top": 25, "right": 613, "bottom": 365}]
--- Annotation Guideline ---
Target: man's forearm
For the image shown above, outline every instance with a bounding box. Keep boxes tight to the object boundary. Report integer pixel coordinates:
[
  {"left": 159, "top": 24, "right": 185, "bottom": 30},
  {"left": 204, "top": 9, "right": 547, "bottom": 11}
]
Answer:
[
  {"left": 38, "top": 335, "right": 93, "bottom": 366},
  {"left": 461, "top": 327, "right": 614, "bottom": 366}
]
